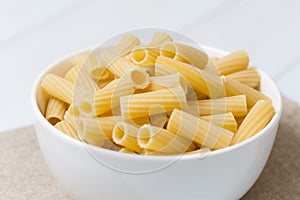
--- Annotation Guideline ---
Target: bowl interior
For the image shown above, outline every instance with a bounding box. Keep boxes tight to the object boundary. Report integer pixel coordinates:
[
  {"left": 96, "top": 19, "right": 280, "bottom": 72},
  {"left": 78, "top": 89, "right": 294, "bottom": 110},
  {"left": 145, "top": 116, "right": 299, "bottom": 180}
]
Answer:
[{"left": 32, "top": 46, "right": 282, "bottom": 160}]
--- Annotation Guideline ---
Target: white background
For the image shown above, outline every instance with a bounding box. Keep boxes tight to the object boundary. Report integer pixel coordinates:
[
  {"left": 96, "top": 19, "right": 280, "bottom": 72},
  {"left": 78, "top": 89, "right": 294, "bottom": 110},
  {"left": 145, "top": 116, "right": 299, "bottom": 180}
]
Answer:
[{"left": 0, "top": 0, "right": 299, "bottom": 132}]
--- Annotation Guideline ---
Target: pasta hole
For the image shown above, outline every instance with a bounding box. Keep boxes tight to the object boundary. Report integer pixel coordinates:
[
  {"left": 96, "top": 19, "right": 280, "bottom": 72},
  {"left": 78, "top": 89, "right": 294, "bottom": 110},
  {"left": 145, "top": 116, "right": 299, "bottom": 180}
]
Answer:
[
  {"left": 114, "top": 126, "right": 125, "bottom": 141},
  {"left": 90, "top": 68, "right": 103, "bottom": 79},
  {"left": 78, "top": 100, "right": 92, "bottom": 114},
  {"left": 132, "top": 48, "right": 146, "bottom": 62},
  {"left": 138, "top": 127, "right": 151, "bottom": 147},
  {"left": 131, "top": 70, "right": 149, "bottom": 89},
  {"left": 48, "top": 117, "right": 60, "bottom": 125}
]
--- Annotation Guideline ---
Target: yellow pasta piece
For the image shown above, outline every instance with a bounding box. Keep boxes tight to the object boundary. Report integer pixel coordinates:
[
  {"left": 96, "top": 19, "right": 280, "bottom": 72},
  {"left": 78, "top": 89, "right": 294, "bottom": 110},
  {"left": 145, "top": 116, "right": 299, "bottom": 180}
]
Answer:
[
  {"left": 142, "top": 143, "right": 198, "bottom": 156},
  {"left": 186, "top": 87, "right": 208, "bottom": 102},
  {"left": 160, "top": 42, "right": 208, "bottom": 69},
  {"left": 97, "top": 71, "right": 116, "bottom": 89},
  {"left": 65, "top": 63, "right": 99, "bottom": 93},
  {"left": 149, "top": 32, "right": 173, "bottom": 48},
  {"left": 232, "top": 100, "right": 275, "bottom": 144},
  {"left": 70, "top": 52, "right": 90, "bottom": 67},
  {"left": 200, "top": 112, "right": 237, "bottom": 133},
  {"left": 64, "top": 104, "right": 80, "bottom": 128},
  {"left": 64, "top": 65, "right": 80, "bottom": 83},
  {"left": 55, "top": 120, "right": 79, "bottom": 140},
  {"left": 41, "top": 74, "right": 87, "bottom": 104},
  {"left": 137, "top": 125, "right": 192, "bottom": 154},
  {"left": 236, "top": 117, "right": 245, "bottom": 127},
  {"left": 112, "top": 122, "right": 143, "bottom": 153},
  {"left": 90, "top": 65, "right": 113, "bottom": 82},
  {"left": 74, "top": 68, "right": 99, "bottom": 93},
  {"left": 184, "top": 148, "right": 211, "bottom": 155},
  {"left": 226, "top": 68, "right": 260, "bottom": 89},
  {"left": 45, "top": 97, "right": 68, "bottom": 125},
  {"left": 78, "top": 77, "right": 135, "bottom": 117},
  {"left": 120, "top": 86, "right": 187, "bottom": 119},
  {"left": 100, "top": 106, "right": 121, "bottom": 117},
  {"left": 100, "top": 50, "right": 138, "bottom": 77},
  {"left": 214, "top": 50, "right": 249, "bottom": 75},
  {"left": 150, "top": 114, "right": 168, "bottom": 128},
  {"left": 204, "top": 58, "right": 220, "bottom": 75},
  {"left": 155, "top": 56, "right": 225, "bottom": 98},
  {"left": 71, "top": 52, "right": 100, "bottom": 78},
  {"left": 129, "top": 67, "right": 150, "bottom": 89},
  {"left": 77, "top": 116, "right": 120, "bottom": 143},
  {"left": 37, "top": 91, "right": 50, "bottom": 116},
  {"left": 196, "top": 95, "right": 248, "bottom": 117},
  {"left": 130, "top": 46, "right": 158, "bottom": 67},
  {"left": 159, "top": 42, "right": 188, "bottom": 63},
  {"left": 223, "top": 77, "right": 272, "bottom": 107},
  {"left": 119, "top": 147, "right": 136, "bottom": 154},
  {"left": 114, "top": 34, "right": 140, "bottom": 56},
  {"left": 149, "top": 104, "right": 168, "bottom": 128},
  {"left": 167, "top": 109, "right": 234, "bottom": 150},
  {"left": 139, "top": 73, "right": 188, "bottom": 94},
  {"left": 123, "top": 116, "right": 150, "bottom": 127},
  {"left": 154, "top": 63, "right": 177, "bottom": 76}
]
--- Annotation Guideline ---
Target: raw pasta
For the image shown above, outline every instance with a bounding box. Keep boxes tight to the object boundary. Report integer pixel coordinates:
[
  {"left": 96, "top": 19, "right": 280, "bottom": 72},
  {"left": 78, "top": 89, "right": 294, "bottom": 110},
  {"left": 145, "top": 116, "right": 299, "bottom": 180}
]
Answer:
[{"left": 40, "top": 31, "right": 275, "bottom": 155}]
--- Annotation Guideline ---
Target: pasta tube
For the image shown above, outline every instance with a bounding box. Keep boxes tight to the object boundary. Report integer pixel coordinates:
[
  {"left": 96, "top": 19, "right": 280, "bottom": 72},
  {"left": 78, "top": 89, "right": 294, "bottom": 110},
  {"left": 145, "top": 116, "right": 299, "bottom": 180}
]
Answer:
[
  {"left": 149, "top": 32, "right": 173, "bottom": 48},
  {"left": 64, "top": 65, "right": 80, "bottom": 83},
  {"left": 160, "top": 42, "right": 209, "bottom": 69},
  {"left": 45, "top": 97, "right": 68, "bottom": 125},
  {"left": 204, "top": 58, "right": 220, "bottom": 75},
  {"left": 100, "top": 50, "right": 138, "bottom": 77},
  {"left": 124, "top": 116, "right": 151, "bottom": 127},
  {"left": 149, "top": 104, "right": 168, "bottom": 128},
  {"left": 114, "top": 34, "right": 140, "bottom": 56},
  {"left": 214, "top": 50, "right": 249, "bottom": 75},
  {"left": 120, "top": 86, "right": 187, "bottom": 119},
  {"left": 154, "top": 63, "right": 177, "bottom": 76},
  {"left": 200, "top": 112, "right": 237, "bottom": 133},
  {"left": 129, "top": 67, "right": 150, "bottom": 89},
  {"left": 184, "top": 148, "right": 211, "bottom": 155},
  {"left": 232, "top": 100, "right": 275, "bottom": 144},
  {"left": 37, "top": 89, "right": 50, "bottom": 116},
  {"left": 55, "top": 120, "right": 79, "bottom": 140},
  {"left": 112, "top": 122, "right": 143, "bottom": 153},
  {"left": 196, "top": 95, "right": 248, "bottom": 117},
  {"left": 223, "top": 77, "right": 272, "bottom": 107},
  {"left": 130, "top": 46, "right": 158, "bottom": 67},
  {"left": 74, "top": 68, "right": 99, "bottom": 93},
  {"left": 140, "top": 73, "right": 188, "bottom": 94},
  {"left": 71, "top": 52, "right": 101, "bottom": 78},
  {"left": 226, "top": 68, "right": 260, "bottom": 89},
  {"left": 90, "top": 65, "right": 113, "bottom": 82},
  {"left": 78, "top": 77, "right": 135, "bottom": 117},
  {"left": 119, "top": 147, "right": 136, "bottom": 154},
  {"left": 167, "top": 109, "right": 234, "bottom": 150},
  {"left": 65, "top": 63, "right": 99, "bottom": 93},
  {"left": 64, "top": 104, "right": 80, "bottom": 128},
  {"left": 41, "top": 74, "right": 87, "bottom": 104},
  {"left": 155, "top": 56, "right": 225, "bottom": 98},
  {"left": 77, "top": 116, "right": 120, "bottom": 143},
  {"left": 137, "top": 125, "right": 192, "bottom": 154}
]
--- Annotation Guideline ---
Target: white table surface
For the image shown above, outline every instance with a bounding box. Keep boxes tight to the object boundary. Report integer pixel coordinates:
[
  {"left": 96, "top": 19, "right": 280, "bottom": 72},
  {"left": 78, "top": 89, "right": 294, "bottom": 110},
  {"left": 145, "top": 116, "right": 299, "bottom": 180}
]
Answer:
[{"left": 0, "top": 0, "right": 299, "bottom": 132}]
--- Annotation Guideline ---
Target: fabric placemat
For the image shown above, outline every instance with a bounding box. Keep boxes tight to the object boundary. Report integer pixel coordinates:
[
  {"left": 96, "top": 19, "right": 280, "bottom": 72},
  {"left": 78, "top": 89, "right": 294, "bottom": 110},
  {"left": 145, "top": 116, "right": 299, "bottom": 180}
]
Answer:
[{"left": 1, "top": 97, "right": 299, "bottom": 200}]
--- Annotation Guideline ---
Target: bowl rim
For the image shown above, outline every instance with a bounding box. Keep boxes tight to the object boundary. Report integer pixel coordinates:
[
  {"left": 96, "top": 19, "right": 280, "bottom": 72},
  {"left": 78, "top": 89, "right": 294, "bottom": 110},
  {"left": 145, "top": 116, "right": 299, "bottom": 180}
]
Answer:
[{"left": 31, "top": 45, "right": 283, "bottom": 161}]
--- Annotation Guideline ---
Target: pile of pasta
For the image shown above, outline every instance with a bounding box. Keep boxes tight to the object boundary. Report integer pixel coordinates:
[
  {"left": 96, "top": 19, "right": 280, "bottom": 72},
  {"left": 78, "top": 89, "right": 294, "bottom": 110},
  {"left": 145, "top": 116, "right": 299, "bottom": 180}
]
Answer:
[{"left": 40, "top": 32, "right": 275, "bottom": 155}]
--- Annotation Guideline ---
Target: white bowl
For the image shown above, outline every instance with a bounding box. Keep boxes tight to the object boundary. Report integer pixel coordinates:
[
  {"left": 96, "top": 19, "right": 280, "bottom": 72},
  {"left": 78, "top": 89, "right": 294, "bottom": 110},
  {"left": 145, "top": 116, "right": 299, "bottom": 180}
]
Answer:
[{"left": 32, "top": 46, "right": 282, "bottom": 200}]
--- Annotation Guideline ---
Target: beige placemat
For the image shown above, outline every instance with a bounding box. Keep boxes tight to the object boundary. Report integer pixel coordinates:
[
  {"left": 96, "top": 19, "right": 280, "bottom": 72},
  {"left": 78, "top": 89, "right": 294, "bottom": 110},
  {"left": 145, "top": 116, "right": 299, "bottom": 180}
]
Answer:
[{"left": 1, "top": 98, "right": 299, "bottom": 200}]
